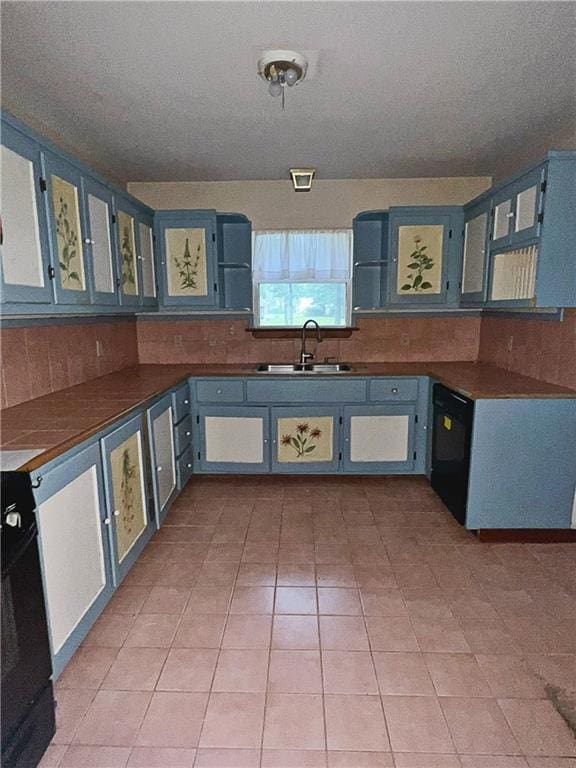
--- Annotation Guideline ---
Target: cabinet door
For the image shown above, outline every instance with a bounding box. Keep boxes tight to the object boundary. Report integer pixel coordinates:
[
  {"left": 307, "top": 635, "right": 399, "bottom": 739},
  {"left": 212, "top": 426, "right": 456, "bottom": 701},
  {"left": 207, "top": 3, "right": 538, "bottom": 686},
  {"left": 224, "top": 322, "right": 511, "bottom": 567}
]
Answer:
[
  {"left": 461, "top": 202, "right": 490, "bottom": 303},
  {"left": 157, "top": 213, "right": 217, "bottom": 307},
  {"left": 82, "top": 177, "right": 118, "bottom": 305},
  {"left": 352, "top": 215, "right": 388, "bottom": 310},
  {"left": 115, "top": 196, "right": 141, "bottom": 306},
  {"left": 217, "top": 217, "right": 252, "bottom": 311},
  {"left": 33, "top": 443, "right": 114, "bottom": 676},
  {"left": 388, "top": 209, "right": 454, "bottom": 305},
  {"left": 0, "top": 123, "right": 53, "bottom": 304},
  {"left": 198, "top": 405, "right": 269, "bottom": 472},
  {"left": 271, "top": 406, "right": 340, "bottom": 473},
  {"left": 509, "top": 166, "right": 545, "bottom": 246},
  {"left": 42, "top": 152, "right": 90, "bottom": 305},
  {"left": 491, "top": 187, "right": 514, "bottom": 249},
  {"left": 138, "top": 216, "right": 157, "bottom": 305},
  {"left": 343, "top": 404, "right": 416, "bottom": 473},
  {"left": 147, "top": 396, "right": 177, "bottom": 526},
  {"left": 102, "top": 414, "right": 153, "bottom": 584}
]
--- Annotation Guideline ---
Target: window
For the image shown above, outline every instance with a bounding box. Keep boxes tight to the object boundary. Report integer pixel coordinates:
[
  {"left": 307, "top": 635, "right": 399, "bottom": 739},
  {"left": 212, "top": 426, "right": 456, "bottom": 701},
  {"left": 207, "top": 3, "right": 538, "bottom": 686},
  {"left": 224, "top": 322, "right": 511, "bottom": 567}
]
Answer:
[{"left": 253, "top": 229, "right": 352, "bottom": 326}]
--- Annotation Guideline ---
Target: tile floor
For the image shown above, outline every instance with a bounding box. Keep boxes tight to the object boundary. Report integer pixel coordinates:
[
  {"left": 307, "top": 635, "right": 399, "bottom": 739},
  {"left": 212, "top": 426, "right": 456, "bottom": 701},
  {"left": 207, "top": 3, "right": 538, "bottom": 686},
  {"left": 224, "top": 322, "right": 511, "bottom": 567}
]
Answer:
[{"left": 43, "top": 476, "right": 576, "bottom": 768}]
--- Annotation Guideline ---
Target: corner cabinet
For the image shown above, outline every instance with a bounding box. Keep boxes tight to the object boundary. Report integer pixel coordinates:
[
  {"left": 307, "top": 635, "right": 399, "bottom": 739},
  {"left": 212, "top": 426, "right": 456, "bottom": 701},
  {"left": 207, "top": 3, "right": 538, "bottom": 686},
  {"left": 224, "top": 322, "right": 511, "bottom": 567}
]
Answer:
[
  {"left": 352, "top": 211, "right": 389, "bottom": 311},
  {"left": 101, "top": 414, "right": 154, "bottom": 585},
  {"left": 0, "top": 122, "right": 53, "bottom": 305},
  {"left": 33, "top": 443, "right": 114, "bottom": 677},
  {"left": 388, "top": 206, "right": 464, "bottom": 307},
  {"left": 156, "top": 210, "right": 218, "bottom": 307}
]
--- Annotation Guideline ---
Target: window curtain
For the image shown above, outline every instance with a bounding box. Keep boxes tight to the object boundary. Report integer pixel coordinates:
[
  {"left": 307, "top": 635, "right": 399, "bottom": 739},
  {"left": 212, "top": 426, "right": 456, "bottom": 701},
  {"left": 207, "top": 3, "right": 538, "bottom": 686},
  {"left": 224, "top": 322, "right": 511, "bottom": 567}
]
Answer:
[{"left": 253, "top": 230, "right": 352, "bottom": 282}]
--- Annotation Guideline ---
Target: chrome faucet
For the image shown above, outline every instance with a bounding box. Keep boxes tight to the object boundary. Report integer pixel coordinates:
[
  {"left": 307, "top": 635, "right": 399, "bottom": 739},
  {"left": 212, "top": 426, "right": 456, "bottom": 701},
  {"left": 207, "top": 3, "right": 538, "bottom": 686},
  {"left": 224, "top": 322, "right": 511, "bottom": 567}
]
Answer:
[{"left": 300, "top": 319, "right": 322, "bottom": 365}]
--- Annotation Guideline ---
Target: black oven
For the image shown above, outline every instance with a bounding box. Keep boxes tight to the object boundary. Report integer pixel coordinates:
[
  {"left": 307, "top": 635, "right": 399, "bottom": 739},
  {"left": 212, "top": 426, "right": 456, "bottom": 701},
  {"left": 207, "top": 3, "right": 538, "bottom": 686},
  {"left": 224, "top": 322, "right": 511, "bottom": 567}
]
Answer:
[{"left": 1, "top": 472, "right": 55, "bottom": 768}]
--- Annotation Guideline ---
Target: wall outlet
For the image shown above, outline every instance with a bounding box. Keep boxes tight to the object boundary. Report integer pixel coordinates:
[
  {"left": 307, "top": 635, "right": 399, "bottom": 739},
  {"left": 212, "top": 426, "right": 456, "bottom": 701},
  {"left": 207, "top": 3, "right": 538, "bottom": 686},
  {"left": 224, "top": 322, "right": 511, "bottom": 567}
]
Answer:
[{"left": 96, "top": 340, "right": 103, "bottom": 358}]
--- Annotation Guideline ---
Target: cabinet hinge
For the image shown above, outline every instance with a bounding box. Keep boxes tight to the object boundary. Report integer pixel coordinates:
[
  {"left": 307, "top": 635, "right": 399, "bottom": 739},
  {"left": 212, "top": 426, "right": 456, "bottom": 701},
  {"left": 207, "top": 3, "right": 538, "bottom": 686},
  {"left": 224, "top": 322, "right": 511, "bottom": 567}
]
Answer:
[
  {"left": 339, "top": 416, "right": 343, "bottom": 425},
  {"left": 197, "top": 451, "right": 201, "bottom": 460},
  {"left": 415, "top": 414, "right": 418, "bottom": 424},
  {"left": 448, "top": 229, "right": 452, "bottom": 239},
  {"left": 116, "top": 278, "right": 121, "bottom": 288},
  {"left": 112, "top": 214, "right": 117, "bottom": 224},
  {"left": 39, "top": 177, "right": 47, "bottom": 193},
  {"left": 540, "top": 180, "right": 547, "bottom": 193},
  {"left": 212, "top": 233, "right": 216, "bottom": 242},
  {"left": 446, "top": 281, "right": 450, "bottom": 290},
  {"left": 214, "top": 282, "right": 218, "bottom": 293},
  {"left": 413, "top": 451, "right": 417, "bottom": 460},
  {"left": 338, "top": 452, "right": 342, "bottom": 461},
  {"left": 47, "top": 265, "right": 56, "bottom": 280},
  {"left": 196, "top": 415, "right": 200, "bottom": 424},
  {"left": 537, "top": 212, "right": 544, "bottom": 224}
]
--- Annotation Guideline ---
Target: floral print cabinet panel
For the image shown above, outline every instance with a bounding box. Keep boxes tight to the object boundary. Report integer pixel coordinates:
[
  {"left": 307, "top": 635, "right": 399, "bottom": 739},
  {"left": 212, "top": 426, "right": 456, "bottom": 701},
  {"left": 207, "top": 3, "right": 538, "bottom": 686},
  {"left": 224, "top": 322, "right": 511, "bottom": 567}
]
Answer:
[
  {"left": 396, "top": 225, "right": 443, "bottom": 295},
  {"left": 271, "top": 407, "right": 341, "bottom": 473},
  {"left": 157, "top": 212, "right": 217, "bottom": 307},
  {"left": 117, "top": 210, "right": 139, "bottom": 298}
]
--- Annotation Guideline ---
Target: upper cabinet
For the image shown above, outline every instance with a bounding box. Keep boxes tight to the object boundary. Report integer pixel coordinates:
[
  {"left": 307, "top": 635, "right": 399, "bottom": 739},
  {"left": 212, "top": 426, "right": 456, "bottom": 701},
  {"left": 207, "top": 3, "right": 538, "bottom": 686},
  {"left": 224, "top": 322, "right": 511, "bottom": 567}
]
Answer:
[
  {"left": 156, "top": 210, "right": 217, "bottom": 307},
  {"left": 352, "top": 211, "right": 388, "bottom": 311},
  {"left": 82, "top": 177, "right": 118, "bottom": 305},
  {"left": 388, "top": 206, "right": 464, "bottom": 307},
  {"left": 462, "top": 152, "right": 576, "bottom": 308},
  {"left": 217, "top": 213, "right": 252, "bottom": 311},
  {"left": 115, "top": 196, "right": 141, "bottom": 306},
  {"left": 0, "top": 122, "right": 53, "bottom": 304}
]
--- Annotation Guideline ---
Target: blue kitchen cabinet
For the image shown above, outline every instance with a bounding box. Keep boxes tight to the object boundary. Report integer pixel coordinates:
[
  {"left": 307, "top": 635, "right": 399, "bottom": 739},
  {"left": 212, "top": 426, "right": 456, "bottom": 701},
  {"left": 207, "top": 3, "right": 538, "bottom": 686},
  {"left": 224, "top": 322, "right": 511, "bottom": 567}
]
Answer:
[
  {"left": 32, "top": 442, "right": 115, "bottom": 677},
  {"left": 147, "top": 394, "right": 178, "bottom": 527},
  {"left": 197, "top": 405, "right": 270, "bottom": 472},
  {"left": 490, "top": 166, "right": 545, "bottom": 250},
  {"left": 342, "top": 404, "right": 416, "bottom": 473},
  {"left": 217, "top": 213, "right": 253, "bottom": 311},
  {"left": 101, "top": 413, "right": 155, "bottom": 586},
  {"left": 271, "top": 406, "right": 341, "bottom": 474},
  {"left": 388, "top": 206, "right": 464, "bottom": 307},
  {"left": 135, "top": 208, "right": 158, "bottom": 307},
  {"left": 81, "top": 176, "right": 119, "bottom": 306},
  {"left": 352, "top": 211, "right": 389, "bottom": 311},
  {"left": 0, "top": 121, "right": 53, "bottom": 305},
  {"left": 460, "top": 198, "right": 491, "bottom": 305},
  {"left": 155, "top": 210, "right": 218, "bottom": 308},
  {"left": 42, "top": 151, "right": 91, "bottom": 306},
  {"left": 114, "top": 195, "right": 144, "bottom": 307}
]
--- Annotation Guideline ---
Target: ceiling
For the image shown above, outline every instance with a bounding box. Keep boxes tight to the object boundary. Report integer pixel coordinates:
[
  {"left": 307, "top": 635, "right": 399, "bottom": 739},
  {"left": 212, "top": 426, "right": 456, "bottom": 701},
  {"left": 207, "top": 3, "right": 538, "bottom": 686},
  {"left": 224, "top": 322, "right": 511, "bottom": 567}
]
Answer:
[{"left": 2, "top": 1, "right": 575, "bottom": 183}]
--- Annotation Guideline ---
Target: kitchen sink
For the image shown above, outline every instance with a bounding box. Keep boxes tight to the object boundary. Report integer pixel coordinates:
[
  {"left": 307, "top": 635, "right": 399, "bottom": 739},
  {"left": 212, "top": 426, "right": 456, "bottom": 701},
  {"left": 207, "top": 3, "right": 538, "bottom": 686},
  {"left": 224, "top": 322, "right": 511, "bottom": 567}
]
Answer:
[{"left": 256, "top": 363, "right": 352, "bottom": 374}]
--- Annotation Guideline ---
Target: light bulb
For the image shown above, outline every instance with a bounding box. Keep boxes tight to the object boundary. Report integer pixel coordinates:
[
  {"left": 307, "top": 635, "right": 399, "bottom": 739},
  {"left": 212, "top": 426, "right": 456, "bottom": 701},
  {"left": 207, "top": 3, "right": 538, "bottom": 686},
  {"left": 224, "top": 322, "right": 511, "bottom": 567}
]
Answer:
[
  {"left": 285, "top": 68, "right": 299, "bottom": 87},
  {"left": 269, "top": 80, "right": 282, "bottom": 97}
]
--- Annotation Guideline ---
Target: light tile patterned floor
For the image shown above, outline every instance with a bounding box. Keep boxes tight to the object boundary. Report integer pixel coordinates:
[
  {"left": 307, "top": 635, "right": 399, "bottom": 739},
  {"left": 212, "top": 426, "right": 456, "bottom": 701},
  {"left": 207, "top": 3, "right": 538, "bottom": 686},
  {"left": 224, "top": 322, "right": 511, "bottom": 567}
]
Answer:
[{"left": 43, "top": 476, "right": 576, "bottom": 768}]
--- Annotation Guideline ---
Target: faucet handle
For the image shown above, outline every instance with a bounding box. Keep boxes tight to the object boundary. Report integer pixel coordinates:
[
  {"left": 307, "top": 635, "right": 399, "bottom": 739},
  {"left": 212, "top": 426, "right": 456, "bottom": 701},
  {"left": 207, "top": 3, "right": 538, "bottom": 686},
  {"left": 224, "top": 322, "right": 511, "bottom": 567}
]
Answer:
[
  {"left": 300, "top": 351, "right": 314, "bottom": 365},
  {"left": 323, "top": 356, "right": 336, "bottom": 364}
]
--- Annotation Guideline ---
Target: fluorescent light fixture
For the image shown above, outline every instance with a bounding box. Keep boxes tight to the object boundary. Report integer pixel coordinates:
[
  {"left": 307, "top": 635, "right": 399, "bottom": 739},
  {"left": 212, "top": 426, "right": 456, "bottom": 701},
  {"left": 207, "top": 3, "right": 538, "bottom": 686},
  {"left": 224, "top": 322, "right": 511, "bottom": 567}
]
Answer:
[{"left": 290, "top": 168, "right": 315, "bottom": 191}]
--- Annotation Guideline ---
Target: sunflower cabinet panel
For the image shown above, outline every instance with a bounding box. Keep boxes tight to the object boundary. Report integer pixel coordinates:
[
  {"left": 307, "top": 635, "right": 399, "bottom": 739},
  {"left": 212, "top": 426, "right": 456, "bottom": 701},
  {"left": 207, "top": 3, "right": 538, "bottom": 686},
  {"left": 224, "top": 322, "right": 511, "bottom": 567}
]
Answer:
[
  {"left": 387, "top": 206, "right": 464, "bottom": 307},
  {"left": 32, "top": 442, "right": 114, "bottom": 678},
  {"left": 101, "top": 414, "right": 155, "bottom": 585},
  {"left": 155, "top": 210, "right": 218, "bottom": 308},
  {"left": 42, "top": 152, "right": 91, "bottom": 306},
  {"left": 271, "top": 406, "right": 341, "bottom": 473}
]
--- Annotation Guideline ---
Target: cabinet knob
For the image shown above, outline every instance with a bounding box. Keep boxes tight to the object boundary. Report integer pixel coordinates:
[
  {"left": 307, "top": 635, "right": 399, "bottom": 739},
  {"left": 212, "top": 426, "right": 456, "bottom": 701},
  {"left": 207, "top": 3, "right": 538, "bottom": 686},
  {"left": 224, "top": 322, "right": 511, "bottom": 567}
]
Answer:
[
  {"left": 216, "top": 389, "right": 223, "bottom": 395},
  {"left": 264, "top": 438, "right": 269, "bottom": 444},
  {"left": 345, "top": 437, "right": 350, "bottom": 442},
  {"left": 83, "top": 237, "right": 95, "bottom": 245},
  {"left": 185, "top": 431, "right": 191, "bottom": 437},
  {"left": 506, "top": 212, "right": 515, "bottom": 218},
  {"left": 391, "top": 387, "right": 398, "bottom": 394},
  {"left": 104, "top": 518, "right": 111, "bottom": 525},
  {"left": 184, "top": 399, "right": 189, "bottom": 404},
  {"left": 157, "top": 466, "right": 163, "bottom": 472},
  {"left": 113, "top": 510, "right": 120, "bottom": 517},
  {"left": 186, "top": 463, "right": 192, "bottom": 468}
]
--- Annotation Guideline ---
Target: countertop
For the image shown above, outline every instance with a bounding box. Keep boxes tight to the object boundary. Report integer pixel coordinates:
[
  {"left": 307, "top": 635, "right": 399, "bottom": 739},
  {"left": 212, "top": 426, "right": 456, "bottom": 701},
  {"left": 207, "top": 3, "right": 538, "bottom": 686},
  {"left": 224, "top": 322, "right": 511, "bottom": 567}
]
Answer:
[{"left": 1, "top": 361, "right": 574, "bottom": 472}]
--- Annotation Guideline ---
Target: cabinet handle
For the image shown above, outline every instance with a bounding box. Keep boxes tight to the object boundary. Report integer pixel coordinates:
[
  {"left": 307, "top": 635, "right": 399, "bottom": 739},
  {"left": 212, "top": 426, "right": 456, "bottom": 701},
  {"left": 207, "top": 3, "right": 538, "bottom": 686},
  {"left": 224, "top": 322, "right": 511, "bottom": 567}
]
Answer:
[
  {"left": 391, "top": 387, "right": 398, "bottom": 394},
  {"left": 104, "top": 518, "right": 111, "bottom": 525},
  {"left": 83, "top": 237, "right": 95, "bottom": 245},
  {"left": 113, "top": 510, "right": 120, "bottom": 517}
]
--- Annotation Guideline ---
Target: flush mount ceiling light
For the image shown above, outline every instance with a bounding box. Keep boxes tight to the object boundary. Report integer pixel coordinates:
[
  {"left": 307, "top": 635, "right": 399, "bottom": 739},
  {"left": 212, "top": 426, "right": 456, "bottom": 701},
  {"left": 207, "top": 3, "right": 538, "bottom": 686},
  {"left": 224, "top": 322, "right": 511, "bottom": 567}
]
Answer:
[
  {"left": 258, "top": 49, "right": 308, "bottom": 110},
  {"left": 290, "top": 168, "right": 315, "bottom": 191}
]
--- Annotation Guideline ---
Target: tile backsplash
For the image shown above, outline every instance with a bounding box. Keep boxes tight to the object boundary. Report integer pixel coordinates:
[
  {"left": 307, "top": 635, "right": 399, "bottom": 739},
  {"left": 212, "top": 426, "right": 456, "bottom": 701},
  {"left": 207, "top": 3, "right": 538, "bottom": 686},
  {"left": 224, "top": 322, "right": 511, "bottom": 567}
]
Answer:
[
  {"left": 478, "top": 308, "right": 576, "bottom": 390},
  {"left": 136, "top": 316, "right": 482, "bottom": 365},
  {"left": 0, "top": 319, "right": 139, "bottom": 408}
]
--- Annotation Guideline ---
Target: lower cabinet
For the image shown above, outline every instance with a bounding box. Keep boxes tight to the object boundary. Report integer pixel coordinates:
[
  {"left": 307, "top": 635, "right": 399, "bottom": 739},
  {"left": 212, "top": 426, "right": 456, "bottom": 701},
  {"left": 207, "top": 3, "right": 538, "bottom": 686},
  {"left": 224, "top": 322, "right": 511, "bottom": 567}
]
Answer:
[
  {"left": 147, "top": 395, "right": 178, "bottom": 526},
  {"left": 342, "top": 404, "right": 416, "bottom": 473},
  {"left": 33, "top": 443, "right": 114, "bottom": 677},
  {"left": 271, "top": 406, "right": 341, "bottom": 473},
  {"left": 198, "top": 405, "right": 270, "bottom": 472},
  {"left": 101, "top": 414, "right": 154, "bottom": 586}
]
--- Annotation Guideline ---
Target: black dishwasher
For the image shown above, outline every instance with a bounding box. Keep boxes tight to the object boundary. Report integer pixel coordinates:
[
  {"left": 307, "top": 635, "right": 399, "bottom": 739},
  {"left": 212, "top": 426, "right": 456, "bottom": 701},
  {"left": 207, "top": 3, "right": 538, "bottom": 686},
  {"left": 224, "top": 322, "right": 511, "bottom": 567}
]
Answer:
[{"left": 431, "top": 384, "right": 475, "bottom": 525}]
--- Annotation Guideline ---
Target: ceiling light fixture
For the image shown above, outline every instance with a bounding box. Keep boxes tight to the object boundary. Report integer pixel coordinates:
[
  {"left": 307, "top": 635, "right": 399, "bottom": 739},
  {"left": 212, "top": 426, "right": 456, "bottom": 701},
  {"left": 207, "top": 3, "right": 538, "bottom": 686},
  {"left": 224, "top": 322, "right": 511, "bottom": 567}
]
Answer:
[
  {"left": 258, "top": 49, "right": 308, "bottom": 110},
  {"left": 290, "top": 168, "right": 315, "bottom": 192}
]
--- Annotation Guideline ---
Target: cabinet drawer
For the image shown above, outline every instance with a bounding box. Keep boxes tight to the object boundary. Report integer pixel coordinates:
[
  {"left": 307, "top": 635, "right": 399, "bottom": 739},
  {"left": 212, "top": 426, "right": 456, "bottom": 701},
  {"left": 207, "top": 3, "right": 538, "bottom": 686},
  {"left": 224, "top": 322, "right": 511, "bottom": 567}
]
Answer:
[
  {"left": 246, "top": 379, "right": 367, "bottom": 403},
  {"left": 369, "top": 378, "right": 419, "bottom": 401},
  {"left": 196, "top": 380, "right": 245, "bottom": 402},
  {"left": 177, "top": 444, "right": 194, "bottom": 489},
  {"left": 172, "top": 383, "right": 191, "bottom": 424},
  {"left": 175, "top": 414, "right": 193, "bottom": 456}
]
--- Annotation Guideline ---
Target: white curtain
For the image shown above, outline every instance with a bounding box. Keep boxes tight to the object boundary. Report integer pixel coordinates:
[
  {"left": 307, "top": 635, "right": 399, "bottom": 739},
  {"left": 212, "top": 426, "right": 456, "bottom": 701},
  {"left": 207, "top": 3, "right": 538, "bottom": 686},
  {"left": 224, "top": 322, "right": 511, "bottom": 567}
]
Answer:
[{"left": 253, "top": 230, "right": 352, "bottom": 282}]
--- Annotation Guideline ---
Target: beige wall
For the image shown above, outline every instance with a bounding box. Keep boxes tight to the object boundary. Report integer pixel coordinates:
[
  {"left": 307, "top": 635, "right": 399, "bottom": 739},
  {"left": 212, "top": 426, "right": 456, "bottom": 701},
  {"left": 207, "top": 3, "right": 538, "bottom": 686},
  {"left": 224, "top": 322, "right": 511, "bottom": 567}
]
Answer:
[{"left": 128, "top": 177, "right": 491, "bottom": 230}]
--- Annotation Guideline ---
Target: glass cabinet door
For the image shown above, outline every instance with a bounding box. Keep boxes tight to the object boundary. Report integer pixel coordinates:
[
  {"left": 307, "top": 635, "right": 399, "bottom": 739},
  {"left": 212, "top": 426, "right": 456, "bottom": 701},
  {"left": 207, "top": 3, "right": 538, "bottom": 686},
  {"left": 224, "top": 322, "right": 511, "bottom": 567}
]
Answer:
[
  {"left": 271, "top": 406, "right": 341, "bottom": 473},
  {"left": 510, "top": 167, "right": 545, "bottom": 245},
  {"left": 82, "top": 177, "right": 118, "bottom": 305},
  {"left": 102, "top": 415, "right": 152, "bottom": 585},
  {"left": 0, "top": 123, "right": 53, "bottom": 304},
  {"left": 461, "top": 202, "right": 490, "bottom": 302},
  {"left": 43, "top": 153, "right": 90, "bottom": 305},
  {"left": 157, "top": 213, "right": 217, "bottom": 307}
]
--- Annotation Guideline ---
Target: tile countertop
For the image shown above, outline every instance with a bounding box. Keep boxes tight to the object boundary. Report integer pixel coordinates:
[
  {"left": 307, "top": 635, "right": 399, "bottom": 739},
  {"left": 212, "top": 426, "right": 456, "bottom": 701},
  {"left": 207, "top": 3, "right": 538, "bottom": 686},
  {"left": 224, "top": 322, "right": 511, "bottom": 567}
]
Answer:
[{"left": 0, "top": 362, "right": 574, "bottom": 472}]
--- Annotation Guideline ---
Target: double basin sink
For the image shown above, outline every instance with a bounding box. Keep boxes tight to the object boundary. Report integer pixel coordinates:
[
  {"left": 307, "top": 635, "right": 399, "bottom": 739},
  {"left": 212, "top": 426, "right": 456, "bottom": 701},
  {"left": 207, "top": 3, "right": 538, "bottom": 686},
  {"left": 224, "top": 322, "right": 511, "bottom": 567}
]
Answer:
[{"left": 256, "top": 363, "right": 352, "bottom": 374}]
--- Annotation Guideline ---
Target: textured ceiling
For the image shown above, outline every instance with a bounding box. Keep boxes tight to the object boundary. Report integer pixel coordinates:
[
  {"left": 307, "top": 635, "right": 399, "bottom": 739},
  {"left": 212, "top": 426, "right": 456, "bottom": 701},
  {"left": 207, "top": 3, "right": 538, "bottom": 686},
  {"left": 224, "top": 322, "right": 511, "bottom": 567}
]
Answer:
[{"left": 1, "top": 1, "right": 575, "bottom": 182}]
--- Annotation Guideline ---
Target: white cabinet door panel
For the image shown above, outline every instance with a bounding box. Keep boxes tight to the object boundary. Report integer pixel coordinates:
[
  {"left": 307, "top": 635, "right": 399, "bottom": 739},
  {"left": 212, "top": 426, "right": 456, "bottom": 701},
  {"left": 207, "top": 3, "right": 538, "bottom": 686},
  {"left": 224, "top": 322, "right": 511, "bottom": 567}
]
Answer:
[
  {"left": 206, "top": 416, "right": 264, "bottom": 463},
  {"left": 152, "top": 404, "right": 176, "bottom": 509},
  {"left": 350, "top": 415, "right": 410, "bottom": 462},
  {"left": 462, "top": 211, "right": 488, "bottom": 296},
  {"left": 139, "top": 221, "right": 156, "bottom": 298},
  {"left": 88, "top": 193, "right": 114, "bottom": 294}
]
